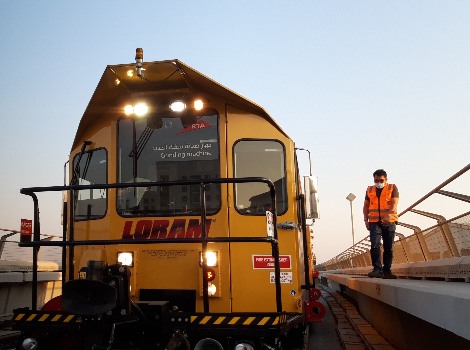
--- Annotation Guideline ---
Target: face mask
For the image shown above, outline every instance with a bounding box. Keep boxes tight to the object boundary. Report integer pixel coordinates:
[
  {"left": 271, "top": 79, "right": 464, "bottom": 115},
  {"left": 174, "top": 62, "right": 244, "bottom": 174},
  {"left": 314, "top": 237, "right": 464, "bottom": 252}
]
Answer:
[{"left": 375, "top": 182, "right": 385, "bottom": 189}]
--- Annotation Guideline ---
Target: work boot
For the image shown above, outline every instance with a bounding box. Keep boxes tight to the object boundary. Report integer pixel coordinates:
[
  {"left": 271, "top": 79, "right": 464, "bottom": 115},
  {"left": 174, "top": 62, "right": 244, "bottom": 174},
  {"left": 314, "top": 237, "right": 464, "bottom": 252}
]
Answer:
[
  {"left": 382, "top": 271, "right": 398, "bottom": 279},
  {"left": 367, "top": 269, "right": 383, "bottom": 278}
]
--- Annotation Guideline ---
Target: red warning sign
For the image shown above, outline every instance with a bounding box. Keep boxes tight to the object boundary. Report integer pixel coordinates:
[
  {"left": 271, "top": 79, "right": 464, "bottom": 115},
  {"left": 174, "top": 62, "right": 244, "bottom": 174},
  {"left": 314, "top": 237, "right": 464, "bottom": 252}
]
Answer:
[
  {"left": 252, "top": 255, "right": 291, "bottom": 269},
  {"left": 20, "top": 219, "right": 33, "bottom": 243}
]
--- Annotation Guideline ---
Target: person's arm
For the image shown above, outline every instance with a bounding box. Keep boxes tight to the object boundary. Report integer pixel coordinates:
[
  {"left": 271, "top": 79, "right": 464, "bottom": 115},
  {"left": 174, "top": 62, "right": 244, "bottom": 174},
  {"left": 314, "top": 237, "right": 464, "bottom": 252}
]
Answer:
[
  {"left": 389, "top": 197, "right": 398, "bottom": 213},
  {"left": 363, "top": 199, "right": 370, "bottom": 229},
  {"left": 383, "top": 197, "right": 399, "bottom": 224}
]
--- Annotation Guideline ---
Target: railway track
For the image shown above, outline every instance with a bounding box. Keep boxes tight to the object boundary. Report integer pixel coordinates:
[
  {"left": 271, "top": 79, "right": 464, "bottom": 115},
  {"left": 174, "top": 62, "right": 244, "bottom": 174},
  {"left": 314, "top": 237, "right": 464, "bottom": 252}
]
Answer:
[{"left": 318, "top": 284, "right": 395, "bottom": 350}]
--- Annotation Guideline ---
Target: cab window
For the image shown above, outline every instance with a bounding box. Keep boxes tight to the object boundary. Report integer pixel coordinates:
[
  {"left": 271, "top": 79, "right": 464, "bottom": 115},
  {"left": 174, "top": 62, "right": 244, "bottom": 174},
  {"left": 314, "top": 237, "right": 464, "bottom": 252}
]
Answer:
[
  {"left": 117, "top": 113, "right": 220, "bottom": 216},
  {"left": 234, "top": 140, "right": 287, "bottom": 215},
  {"left": 72, "top": 148, "right": 107, "bottom": 221}
]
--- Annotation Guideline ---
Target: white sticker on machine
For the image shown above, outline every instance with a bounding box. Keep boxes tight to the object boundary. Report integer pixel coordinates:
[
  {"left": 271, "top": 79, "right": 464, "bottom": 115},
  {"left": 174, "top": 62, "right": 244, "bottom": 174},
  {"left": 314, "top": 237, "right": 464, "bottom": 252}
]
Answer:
[{"left": 269, "top": 272, "right": 293, "bottom": 284}]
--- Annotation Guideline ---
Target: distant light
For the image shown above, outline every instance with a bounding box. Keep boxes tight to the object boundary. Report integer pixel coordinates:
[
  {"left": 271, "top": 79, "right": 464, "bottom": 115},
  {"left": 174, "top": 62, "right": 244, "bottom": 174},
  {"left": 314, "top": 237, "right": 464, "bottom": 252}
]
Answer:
[
  {"left": 134, "top": 103, "right": 149, "bottom": 117},
  {"left": 124, "top": 105, "right": 134, "bottom": 116},
  {"left": 170, "top": 101, "right": 186, "bottom": 112},
  {"left": 127, "top": 70, "right": 134, "bottom": 78},
  {"left": 194, "top": 99, "right": 204, "bottom": 111},
  {"left": 115, "top": 78, "right": 121, "bottom": 86}
]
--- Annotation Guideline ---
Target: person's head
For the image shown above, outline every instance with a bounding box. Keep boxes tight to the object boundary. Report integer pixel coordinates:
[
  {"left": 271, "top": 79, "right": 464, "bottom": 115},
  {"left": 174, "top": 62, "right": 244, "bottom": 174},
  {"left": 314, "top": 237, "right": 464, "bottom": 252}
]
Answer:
[{"left": 373, "top": 169, "right": 387, "bottom": 189}]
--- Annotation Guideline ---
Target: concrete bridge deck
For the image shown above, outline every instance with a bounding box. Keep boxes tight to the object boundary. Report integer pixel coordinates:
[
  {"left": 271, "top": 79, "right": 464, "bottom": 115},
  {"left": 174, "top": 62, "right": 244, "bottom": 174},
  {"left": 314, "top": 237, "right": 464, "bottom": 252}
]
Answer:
[{"left": 321, "top": 271, "right": 470, "bottom": 349}]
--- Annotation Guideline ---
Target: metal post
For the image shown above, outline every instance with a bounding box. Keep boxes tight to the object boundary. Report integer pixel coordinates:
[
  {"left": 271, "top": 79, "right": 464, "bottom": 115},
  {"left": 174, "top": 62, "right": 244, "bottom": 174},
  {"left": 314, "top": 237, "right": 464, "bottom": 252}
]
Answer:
[
  {"left": 410, "top": 209, "right": 460, "bottom": 258},
  {"left": 350, "top": 201, "right": 355, "bottom": 257},
  {"left": 346, "top": 193, "right": 356, "bottom": 267},
  {"left": 28, "top": 193, "right": 40, "bottom": 311},
  {"left": 62, "top": 200, "right": 67, "bottom": 286},
  {"left": 200, "top": 183, "right": 209, "bottom": 313},
  {"left": 268, "top": 180, "right": 282, "bottom": 313},
  {"left": 299, "top": 194, "right": 312, "bottom": 288},
  {"left": 398, "top": 222, "right": 429, "bottom": 261},
  {"left": 69, "top": 188, "right": 75, "bottom": 281}
]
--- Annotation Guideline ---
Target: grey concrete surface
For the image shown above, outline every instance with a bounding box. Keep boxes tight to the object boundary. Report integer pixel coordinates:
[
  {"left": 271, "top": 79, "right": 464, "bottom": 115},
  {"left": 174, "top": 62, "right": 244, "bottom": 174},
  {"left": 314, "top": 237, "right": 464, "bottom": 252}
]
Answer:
[{"left": 308, "top": 296, "right": 342, "bottom": 350}]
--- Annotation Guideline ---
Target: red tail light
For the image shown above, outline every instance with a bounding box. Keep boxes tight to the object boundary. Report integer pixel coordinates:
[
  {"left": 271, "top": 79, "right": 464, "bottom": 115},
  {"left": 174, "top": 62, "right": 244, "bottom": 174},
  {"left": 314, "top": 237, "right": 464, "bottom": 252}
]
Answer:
[{"left": 207, "top": 268, "right": 216, "bottom": 281}]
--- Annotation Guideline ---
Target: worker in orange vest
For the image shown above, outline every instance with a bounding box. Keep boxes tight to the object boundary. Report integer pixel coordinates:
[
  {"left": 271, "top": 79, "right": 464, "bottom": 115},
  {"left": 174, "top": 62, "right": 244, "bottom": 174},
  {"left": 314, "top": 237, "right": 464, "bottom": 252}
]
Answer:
[{"left": 363, "top": 169, "right": 399, "bottom": 279}]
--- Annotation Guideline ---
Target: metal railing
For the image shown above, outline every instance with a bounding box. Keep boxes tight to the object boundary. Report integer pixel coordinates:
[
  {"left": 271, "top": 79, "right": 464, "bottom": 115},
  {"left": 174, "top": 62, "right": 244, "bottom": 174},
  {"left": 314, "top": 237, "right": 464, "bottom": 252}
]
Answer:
[
  {"left": 0, "top": 228, "right": 62, "bottom": 264},
  {"left": 18, "top": 177, "right": 285, "bottom": 313},
  {"left": 321, "top": 163, "right": 470, "bottom": 273}
]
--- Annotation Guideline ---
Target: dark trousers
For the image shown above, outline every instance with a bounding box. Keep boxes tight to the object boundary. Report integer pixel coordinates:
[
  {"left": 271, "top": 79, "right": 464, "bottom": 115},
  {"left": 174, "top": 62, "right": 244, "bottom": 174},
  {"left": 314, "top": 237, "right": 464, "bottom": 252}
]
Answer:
[{"left": 369, "top": 222, "right": 396, "bottom": 273}]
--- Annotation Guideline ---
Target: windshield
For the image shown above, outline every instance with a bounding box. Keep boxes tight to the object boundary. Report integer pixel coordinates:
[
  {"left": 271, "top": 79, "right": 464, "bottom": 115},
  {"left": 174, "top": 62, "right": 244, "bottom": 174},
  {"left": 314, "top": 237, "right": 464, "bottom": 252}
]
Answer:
[{"left": 117, "top": 113, "right": 220, "bottom": 216}]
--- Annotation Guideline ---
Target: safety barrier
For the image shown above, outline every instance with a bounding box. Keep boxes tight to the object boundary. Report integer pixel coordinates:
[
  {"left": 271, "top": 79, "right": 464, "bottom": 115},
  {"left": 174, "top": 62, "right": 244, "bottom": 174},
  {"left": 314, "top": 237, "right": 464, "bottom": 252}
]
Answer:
[
  {"left": 0, "top": 228, "right": 62, "bottom": 264},
  {"left": 16, "top": 177, "right": 289, "bottom": 313},
  {"left": 321, "top": 163, "right": 470, "bottom": 279}
]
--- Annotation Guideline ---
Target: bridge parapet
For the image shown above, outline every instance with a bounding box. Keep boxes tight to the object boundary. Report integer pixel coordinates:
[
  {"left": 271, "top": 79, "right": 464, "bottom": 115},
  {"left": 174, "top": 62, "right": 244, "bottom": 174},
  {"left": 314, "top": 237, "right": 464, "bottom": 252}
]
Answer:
[
  {"left": 321, "top": 271, "right": 470, "bottom": 344},
  {"left": 0, "top": 260, "right": 61, "bottom": 314},
  {"left": 320, "top": 163, "right": 470, "bottom": 281}
]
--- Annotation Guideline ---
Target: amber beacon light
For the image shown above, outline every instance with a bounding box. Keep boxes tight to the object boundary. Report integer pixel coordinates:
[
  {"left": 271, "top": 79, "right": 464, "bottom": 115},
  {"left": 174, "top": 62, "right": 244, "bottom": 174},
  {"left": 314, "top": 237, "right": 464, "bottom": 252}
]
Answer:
[{"left": 135, "top": 47, "right": 145, "bottom": 79}]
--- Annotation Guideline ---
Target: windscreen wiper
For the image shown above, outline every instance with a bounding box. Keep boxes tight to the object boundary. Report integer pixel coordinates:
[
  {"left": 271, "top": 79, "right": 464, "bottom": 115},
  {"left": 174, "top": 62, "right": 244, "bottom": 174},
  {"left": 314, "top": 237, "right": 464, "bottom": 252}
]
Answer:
[{"left": 70, "top": 141, "right": 92, "bottom": 185}]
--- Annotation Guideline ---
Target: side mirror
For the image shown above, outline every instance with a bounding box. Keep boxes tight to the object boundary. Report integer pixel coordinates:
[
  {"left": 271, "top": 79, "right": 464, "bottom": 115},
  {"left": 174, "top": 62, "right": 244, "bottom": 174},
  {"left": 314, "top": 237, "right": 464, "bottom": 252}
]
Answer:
[{"left": 304, "top": 176, "right": 320, "bottom": 220}]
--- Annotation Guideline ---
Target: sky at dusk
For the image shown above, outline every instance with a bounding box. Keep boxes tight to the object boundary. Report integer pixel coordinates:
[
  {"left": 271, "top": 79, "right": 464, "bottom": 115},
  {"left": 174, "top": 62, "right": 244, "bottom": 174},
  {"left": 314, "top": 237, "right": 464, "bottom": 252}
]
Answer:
[{"left": 1, "top": 1, "right": 469, "bottom": 263}]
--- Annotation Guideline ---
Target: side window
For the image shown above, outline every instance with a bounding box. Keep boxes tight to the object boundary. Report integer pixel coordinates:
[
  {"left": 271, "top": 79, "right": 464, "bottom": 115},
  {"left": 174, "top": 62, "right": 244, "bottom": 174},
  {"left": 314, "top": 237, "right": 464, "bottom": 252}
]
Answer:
[
  {"left": 234, "top": 140, "right": 287, "bottom": 215},
  {"left": 72, "top": 148, "right": 107, "bottom": 221}
]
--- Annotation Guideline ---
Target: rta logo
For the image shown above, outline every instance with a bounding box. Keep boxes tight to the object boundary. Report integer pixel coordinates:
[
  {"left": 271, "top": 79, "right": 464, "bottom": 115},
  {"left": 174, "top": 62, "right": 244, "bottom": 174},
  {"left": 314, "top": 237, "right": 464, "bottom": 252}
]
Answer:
[
  {"left": 191, "top": 121, "right": 208, "bottom": 129},
  {"left": 122, "top": 219, "right": 212, "bottom": 240},
  {"left": 176, "top": 121, "right": 211, "bottom": 135}
]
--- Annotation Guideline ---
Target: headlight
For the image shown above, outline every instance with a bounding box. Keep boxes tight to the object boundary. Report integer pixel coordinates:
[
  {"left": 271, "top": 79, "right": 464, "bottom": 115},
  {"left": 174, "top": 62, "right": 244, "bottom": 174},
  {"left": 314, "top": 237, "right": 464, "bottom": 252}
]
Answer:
[
  {"left": 170, "top": 100, "right": 186, "bottom": 112},
  {"left": 200, "top": 251, "right": 218, "bottom": 267},
  {"left": 123, "top": 103, "right": 149, "bottom": 117},
  {"left": 134, "top": 103, "right": 149, "bottom": 117},
  {"left": 117, "top": 252, "right": 134, "bottom": 266},
  {"left": 124, "top": 104, "right": 134, "bottom": 115},
  {"left": 193, "top": 99, "right": 204, "bottom": 111},
  {"left": 207, "top": 283, "right": 217, "bottom": 296}
]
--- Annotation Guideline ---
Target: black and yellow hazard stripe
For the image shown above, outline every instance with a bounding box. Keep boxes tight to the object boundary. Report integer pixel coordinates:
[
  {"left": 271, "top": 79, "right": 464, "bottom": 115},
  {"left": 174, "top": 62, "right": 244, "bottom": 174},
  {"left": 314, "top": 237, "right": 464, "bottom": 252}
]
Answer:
[
  {"left": 189, "top": 313, "right": 287, "bottom": 327},
  {"left": 13, "top": 312, "right": 80, "bottom": 324}
]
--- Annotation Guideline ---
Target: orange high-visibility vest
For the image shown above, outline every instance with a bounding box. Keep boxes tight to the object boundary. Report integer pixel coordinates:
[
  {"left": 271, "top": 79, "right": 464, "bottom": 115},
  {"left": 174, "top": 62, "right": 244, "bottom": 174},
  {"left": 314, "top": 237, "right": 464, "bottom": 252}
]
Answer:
[{"left": 367, "top": 184, "right": 398, "bottom": 223}]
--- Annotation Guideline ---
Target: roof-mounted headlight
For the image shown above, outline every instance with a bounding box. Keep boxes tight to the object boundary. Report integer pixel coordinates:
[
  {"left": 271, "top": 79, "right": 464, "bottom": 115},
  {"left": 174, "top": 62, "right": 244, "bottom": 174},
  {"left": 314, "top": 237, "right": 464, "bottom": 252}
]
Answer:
[
  {"left": 134, "top": 103, "right": 149, "bottom": 117},
  {"left": 170, "top": 101, "right": 186, "bottom": 112},
  {"left": 123, "top": 103, "right": 149, "bottom": 118},
  {"left": 194, "top": 99, "right": 204, "bottom": 111},
  {"left": 124, "top": 105, "right": 134, "bottom": 116}
]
